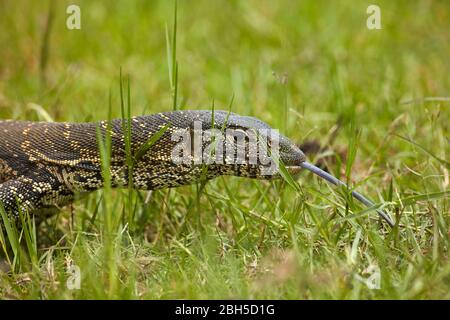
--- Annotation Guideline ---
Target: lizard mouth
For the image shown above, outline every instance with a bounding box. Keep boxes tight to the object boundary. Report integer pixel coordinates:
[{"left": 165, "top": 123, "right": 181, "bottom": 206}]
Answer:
[{"left": 284, "top": 165, "right": 302, "bottom": 175}]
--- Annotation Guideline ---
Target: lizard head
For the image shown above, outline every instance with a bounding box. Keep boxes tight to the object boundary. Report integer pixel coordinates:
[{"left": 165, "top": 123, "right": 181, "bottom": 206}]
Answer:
[
  {"left": 197, "top": 110, "right": 306, "bottom": 178},
  {"left": 142, "top": 110, "right": 305, "bottom": 189}
]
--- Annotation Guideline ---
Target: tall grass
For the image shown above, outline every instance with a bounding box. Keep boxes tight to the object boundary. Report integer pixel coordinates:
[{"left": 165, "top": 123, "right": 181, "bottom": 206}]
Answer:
[{"left": 0, "top": 0, "right": 449, "bottom": 299}]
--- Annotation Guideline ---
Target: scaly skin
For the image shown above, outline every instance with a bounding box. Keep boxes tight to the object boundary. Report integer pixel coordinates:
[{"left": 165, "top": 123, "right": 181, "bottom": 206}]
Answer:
[
  {"left": 0, "top": 110, "right": 394, "bottom": 227},
  {"left": 0, "top": 110, "right": 305, "bottom": 219}
]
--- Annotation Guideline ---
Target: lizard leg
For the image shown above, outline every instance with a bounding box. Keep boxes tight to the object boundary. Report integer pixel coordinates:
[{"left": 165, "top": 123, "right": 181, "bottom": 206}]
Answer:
[
  {"left": 0, "top": 177, "right": 43, "bottom": 220},
  {"left": 0, "top": 173, "right": 69, "bottom": 221}
]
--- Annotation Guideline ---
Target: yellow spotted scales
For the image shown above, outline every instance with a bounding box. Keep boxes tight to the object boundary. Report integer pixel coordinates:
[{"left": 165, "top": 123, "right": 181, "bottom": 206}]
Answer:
[
  {"left": 0, "top": 110, "right": 394, "bottom": 227},
  {"left": 0, "top": 110, "right": 305, "bottom": 220}
]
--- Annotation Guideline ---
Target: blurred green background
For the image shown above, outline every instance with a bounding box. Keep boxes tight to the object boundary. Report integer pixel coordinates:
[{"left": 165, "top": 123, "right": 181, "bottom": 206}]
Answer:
[{"left": 0, "top": 0, "right": 448, "bottom": 299}]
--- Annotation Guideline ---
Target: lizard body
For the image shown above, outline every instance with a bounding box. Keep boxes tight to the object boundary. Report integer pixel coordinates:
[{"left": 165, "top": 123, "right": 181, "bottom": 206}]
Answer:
[{"left": 0, "top": 110, "right": 394, "bottom": 226}]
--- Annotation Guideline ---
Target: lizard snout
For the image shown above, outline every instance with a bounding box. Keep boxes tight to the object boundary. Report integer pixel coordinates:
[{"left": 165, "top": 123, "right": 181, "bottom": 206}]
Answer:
[{"left": 278, "top": 136, "right": 306, "bottom": 167}]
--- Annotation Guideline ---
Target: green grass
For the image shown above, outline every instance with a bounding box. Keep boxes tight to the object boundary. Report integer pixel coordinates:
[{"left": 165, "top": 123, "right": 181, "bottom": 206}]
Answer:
[{"left": 0, "top": 0, "right": 449, "bottom": 299}]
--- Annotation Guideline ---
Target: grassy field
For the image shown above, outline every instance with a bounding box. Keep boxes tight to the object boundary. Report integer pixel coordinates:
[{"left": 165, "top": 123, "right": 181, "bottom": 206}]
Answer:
[{"left": 0, "top": 0, "right": 449, "bottom": 299}]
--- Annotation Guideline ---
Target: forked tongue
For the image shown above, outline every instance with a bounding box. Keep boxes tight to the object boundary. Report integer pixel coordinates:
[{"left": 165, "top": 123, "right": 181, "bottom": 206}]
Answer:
[{"left": 299, "top": 161, "right": 395, "bottom": 227}]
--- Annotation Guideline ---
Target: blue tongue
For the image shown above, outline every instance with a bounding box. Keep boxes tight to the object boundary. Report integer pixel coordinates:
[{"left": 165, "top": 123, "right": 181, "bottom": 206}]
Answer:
[{"left": 299, "top": 161, "right": 394, "bottom": 227}]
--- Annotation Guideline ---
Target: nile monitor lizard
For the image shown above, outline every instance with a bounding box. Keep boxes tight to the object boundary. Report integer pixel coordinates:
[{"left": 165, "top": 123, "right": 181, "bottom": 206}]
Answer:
[{"left": 0, "top": 110, "right": 394, "bottom": 226}]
